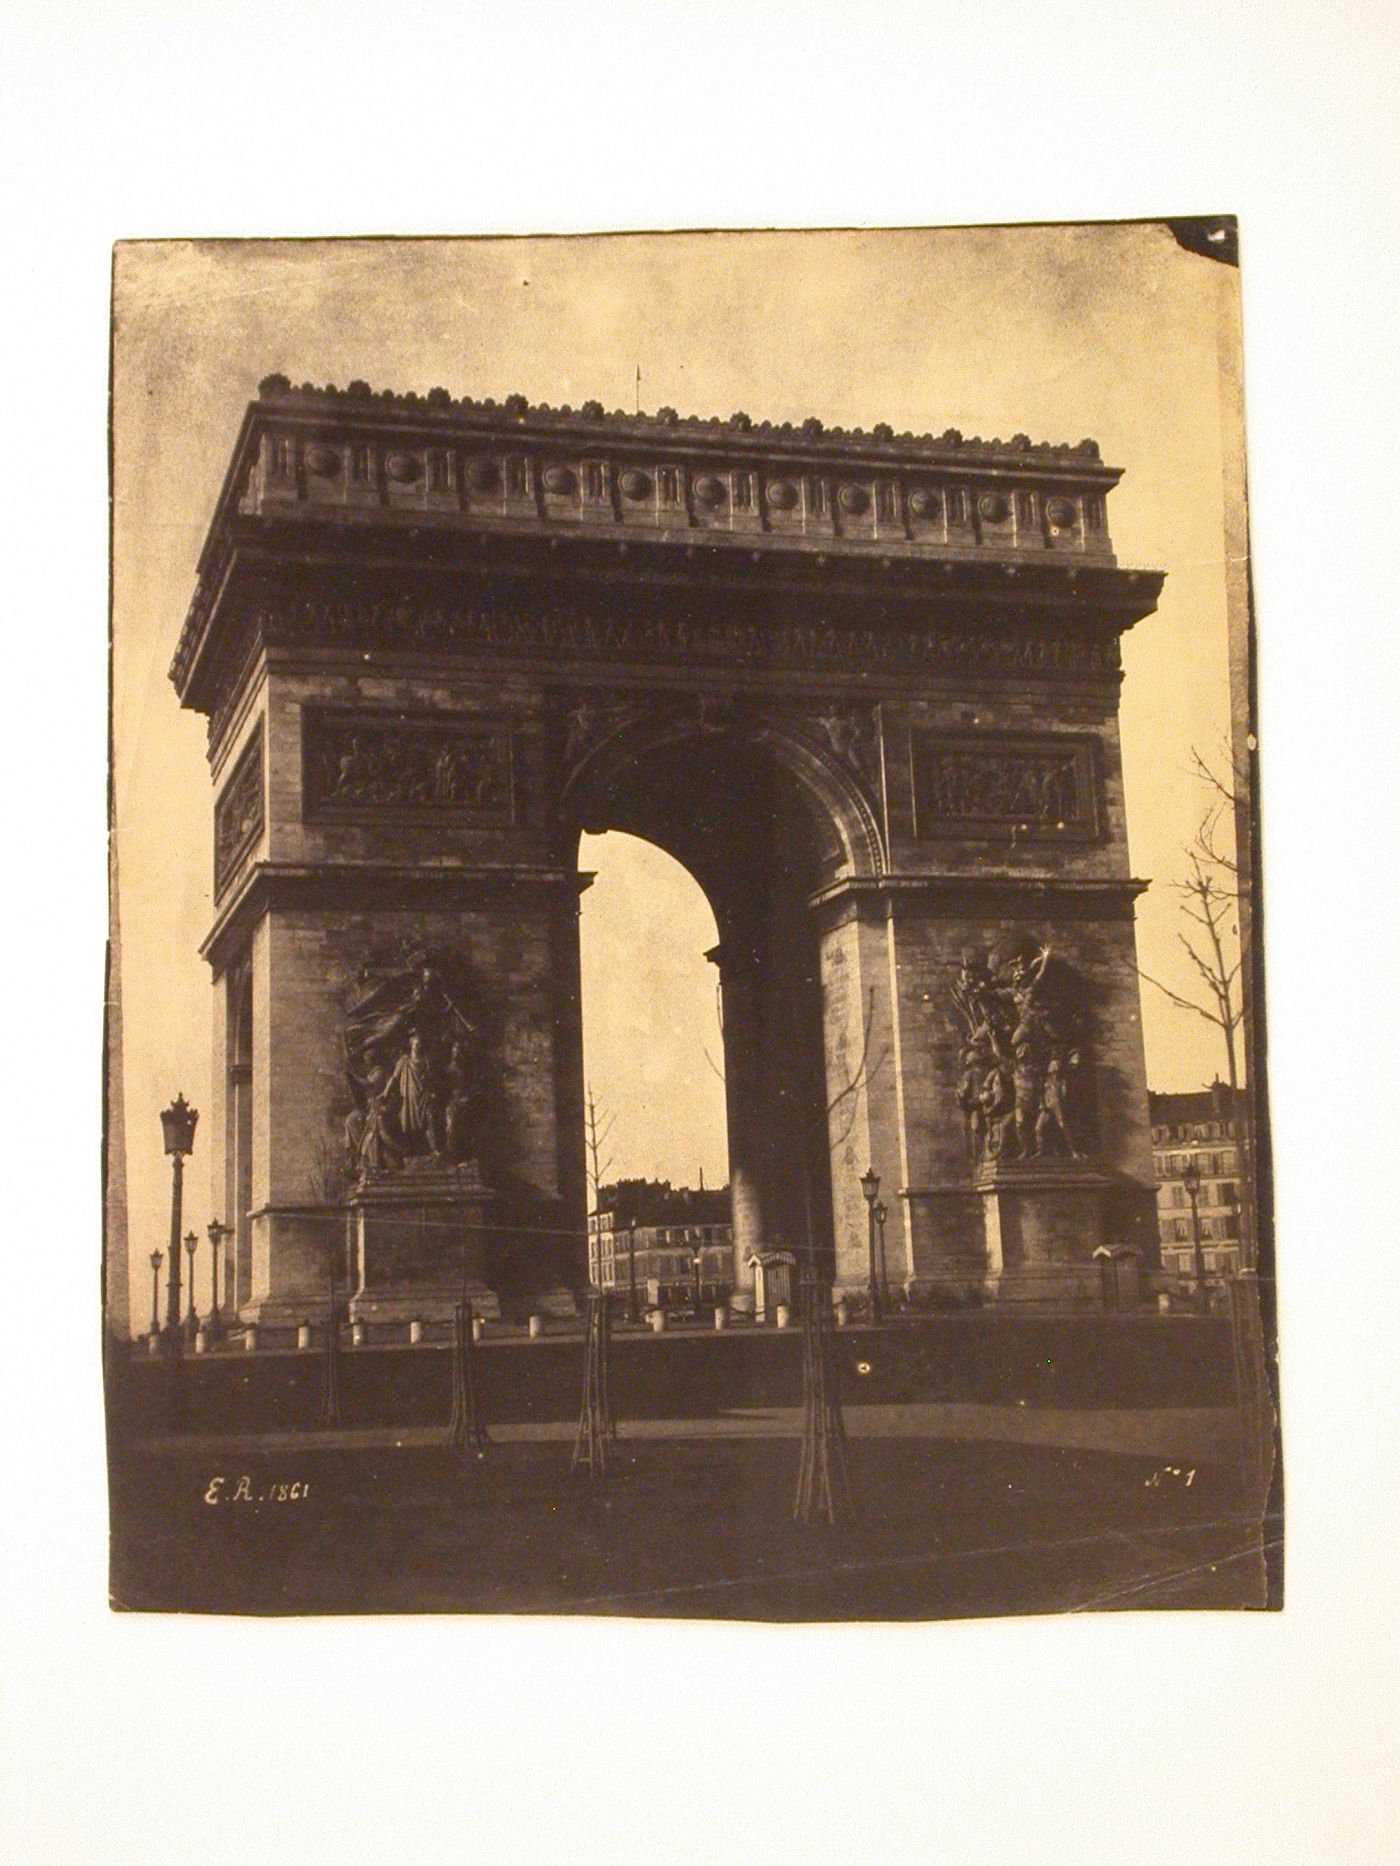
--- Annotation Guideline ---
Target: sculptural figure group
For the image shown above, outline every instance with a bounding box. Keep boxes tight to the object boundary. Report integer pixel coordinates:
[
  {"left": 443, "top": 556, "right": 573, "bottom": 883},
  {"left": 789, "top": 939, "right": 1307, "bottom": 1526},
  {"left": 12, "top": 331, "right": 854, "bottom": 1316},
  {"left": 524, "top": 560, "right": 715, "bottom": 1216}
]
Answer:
[
  {"left": 952, "top": 937, "right": 1087, "bottom": 1168},
  {"left": 341, "top": 949, "right": 483, "bottom": 1179}
]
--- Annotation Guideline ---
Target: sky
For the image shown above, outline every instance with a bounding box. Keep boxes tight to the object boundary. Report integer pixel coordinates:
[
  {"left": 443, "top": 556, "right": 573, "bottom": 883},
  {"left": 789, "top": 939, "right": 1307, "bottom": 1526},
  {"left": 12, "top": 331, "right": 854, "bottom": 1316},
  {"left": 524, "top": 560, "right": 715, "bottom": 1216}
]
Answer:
[{"left": 112, "top": 225, "right": 1243, "bottom": 1328}]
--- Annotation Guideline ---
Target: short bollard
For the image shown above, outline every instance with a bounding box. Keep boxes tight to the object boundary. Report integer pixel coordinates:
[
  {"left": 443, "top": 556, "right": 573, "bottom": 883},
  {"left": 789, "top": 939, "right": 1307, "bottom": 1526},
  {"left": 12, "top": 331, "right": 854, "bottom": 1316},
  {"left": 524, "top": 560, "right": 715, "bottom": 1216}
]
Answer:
[
  {"left": 650, "top": 1309, "right": 667, "bottom": 1334},
  {"left": 146, "top": 1334, "right": 160, "bottom": 1357},
  {"left": 528, "top": 1314, "right": 544, "bottom": 1340},
  {"left": 775, "top": 1303, "right": 791, "bottom": 1330},
  {"left": 194, "top": 1328, "right": 209, "bottom": 1355},
  {"left": 409, "top": 1319, "right": 424, "bottom": 1345},
  {"left": 297, "top": 1322, "right": 312, "bottom": 1351},
  {"left": 472, "top": 1314, "right": 485, "bottom": 1343},
  {"left": 352, "top": 1321, "right": 367, "bottom": 1347},
  {"left": 713, "top": 1305, "right": 728, "bottom": 1331},
  {"left": 835, "top": 1299, "right": 850, "bottom": 1329},
  {"left": 243, "top": 1325, "right": 259, "bottom": 1353}
]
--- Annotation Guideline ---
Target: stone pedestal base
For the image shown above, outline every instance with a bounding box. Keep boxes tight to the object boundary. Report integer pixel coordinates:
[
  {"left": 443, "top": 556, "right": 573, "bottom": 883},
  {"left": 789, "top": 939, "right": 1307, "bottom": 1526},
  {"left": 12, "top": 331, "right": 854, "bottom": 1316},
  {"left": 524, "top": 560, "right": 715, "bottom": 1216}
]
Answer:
[
  {"left": 348, "top": 1159, "right": 499, "bottom": 1325},
  {"left": 977, "top": 1161, "right": 1113, "bottom": 1308},
  {"left": 529, "top": 1283, "right": 580, "bottom": 1319}
]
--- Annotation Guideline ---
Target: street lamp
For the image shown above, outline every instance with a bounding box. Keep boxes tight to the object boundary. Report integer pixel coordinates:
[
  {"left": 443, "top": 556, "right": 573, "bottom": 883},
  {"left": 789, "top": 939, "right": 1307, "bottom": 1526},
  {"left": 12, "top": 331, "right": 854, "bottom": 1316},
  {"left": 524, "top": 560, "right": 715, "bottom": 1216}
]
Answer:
[
  {"left": 627, "top": 1217, "right": 639, "bottom": 1324},
  {"left": 1221, "top": 1182, "right": 1240, "bottom": 1279},
  {"left": 183, "top": 1230, "right": 199, "bottom": 1343},
  {"left": 859, "top": 1166, "right": 883, "bottom": 1324},
  {"left": 692, "top": 1247, "right": 703, "bottom": 1316},
  {"left": 1182, "top": 1155, "right": 1208, "bottom": 1313},
  {"left": 207, "top": 1220, "right": 229, "bottom": 1342},
  {"left": 874, "top": 1199, "right": 891, "bottom": 1312},
  {"left": 148, "top": 1250, "right": 163, "bottom": 1339},
  {"left": 159, "top": 1094, "right": 198, "bottom": 1352}
]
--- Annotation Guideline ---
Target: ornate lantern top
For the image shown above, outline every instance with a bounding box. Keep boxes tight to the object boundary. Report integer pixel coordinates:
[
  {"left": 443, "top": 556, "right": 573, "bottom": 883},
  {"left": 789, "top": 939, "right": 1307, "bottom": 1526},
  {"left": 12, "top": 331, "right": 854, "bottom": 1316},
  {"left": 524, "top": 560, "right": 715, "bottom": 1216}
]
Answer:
[
  {"left": 859, "top": 1165, "right": 881, "bottom": 1207},
  {"left": 160, "top": 1093, "right": 199, "bottom": 1157}
]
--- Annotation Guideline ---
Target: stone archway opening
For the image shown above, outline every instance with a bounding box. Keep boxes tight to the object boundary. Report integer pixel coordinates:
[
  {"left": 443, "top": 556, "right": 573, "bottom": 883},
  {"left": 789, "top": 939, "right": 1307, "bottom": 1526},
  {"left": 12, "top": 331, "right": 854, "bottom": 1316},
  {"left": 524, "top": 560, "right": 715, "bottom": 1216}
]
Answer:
[
  {"left": 565, "top": 710, "right": 874, "bottom": 1298},
  {"left": 577, "top": 826, "right": 729, "bottom": 1197}
]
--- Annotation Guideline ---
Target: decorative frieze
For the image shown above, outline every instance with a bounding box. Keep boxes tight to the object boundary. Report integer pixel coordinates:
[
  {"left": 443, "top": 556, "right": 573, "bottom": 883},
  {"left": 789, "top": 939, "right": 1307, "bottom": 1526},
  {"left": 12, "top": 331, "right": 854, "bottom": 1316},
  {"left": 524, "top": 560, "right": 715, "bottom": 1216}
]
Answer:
[
  {"left": 214, "top": 722, "right": 264, "bottom": 895},
  {"left": 302, "top": 711, "right": 514, "bottom": 821},
  {"left": 910, "top": 731, "right": 1099, "bottom": 839},
  {"left": 258, "top": 592, "right": 1122, "bottom": 681},
  {"left": 242, "top": 418, "right": 1105, "bottom": 560}
]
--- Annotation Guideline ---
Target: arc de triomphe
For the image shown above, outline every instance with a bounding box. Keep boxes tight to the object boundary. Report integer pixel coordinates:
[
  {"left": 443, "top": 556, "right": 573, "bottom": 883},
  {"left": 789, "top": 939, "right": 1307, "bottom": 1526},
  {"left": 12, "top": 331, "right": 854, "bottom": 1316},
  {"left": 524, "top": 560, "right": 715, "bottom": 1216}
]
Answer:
[{"left": 170, "top": 377, "right": 1163, "bottom": 1325}]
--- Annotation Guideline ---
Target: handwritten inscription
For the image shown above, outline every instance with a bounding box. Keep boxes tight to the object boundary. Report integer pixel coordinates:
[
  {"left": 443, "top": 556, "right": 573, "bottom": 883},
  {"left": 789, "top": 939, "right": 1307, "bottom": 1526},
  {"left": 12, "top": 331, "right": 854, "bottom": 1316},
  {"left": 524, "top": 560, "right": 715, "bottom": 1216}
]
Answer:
[
  {"left": 1143, "top": 1465, "right": 1196, "bottom": 1489},
  {"left": 204, "top": 1475, "right": 311, "bottom": 1506}
]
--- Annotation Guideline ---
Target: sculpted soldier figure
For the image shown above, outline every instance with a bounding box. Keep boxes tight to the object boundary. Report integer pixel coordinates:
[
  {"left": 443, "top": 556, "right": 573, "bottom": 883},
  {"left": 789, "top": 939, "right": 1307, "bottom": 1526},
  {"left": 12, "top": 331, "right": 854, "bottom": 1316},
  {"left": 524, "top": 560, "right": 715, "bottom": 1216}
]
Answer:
[
  {"left": 1035, "top": 1052, "right": 1084, "bottom": 1159},
  {"left": 381, "top": 1029, "right": 442, "bottom": 1158}
]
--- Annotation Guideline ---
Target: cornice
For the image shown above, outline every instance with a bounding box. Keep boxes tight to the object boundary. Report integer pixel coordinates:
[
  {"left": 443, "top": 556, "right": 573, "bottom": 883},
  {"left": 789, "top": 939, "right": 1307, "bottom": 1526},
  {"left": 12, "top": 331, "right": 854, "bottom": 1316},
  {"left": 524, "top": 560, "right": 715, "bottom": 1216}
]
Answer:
[
  {"left": 200, "top": 860, "right": 590, "bottom": 974},
  {"left": 808, "top": 873, "right": 1150, "bottom": 920},
  {"left": 251, "top": 374, "right": 1114, "bottom": 468},
  {"left": 170, "top": 378, "right": 1156, "bottom": 708}
]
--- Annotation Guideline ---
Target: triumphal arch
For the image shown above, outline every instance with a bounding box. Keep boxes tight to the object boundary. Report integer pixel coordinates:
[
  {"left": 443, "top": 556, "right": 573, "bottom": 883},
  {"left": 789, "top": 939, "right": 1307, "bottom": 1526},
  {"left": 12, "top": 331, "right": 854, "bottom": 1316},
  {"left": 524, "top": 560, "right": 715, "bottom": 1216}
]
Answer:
[{"left": 170, "top": 376, "right": 1164, "bottom": 1325}]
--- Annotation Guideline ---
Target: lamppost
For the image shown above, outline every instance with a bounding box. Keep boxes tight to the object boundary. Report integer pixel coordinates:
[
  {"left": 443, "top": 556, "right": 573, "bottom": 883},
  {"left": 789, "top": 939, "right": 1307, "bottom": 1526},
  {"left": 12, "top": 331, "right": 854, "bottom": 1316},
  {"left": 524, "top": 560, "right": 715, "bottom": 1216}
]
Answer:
[
  {"left": 207, "top": 1219, "right": 229, "bottom": 1343},
  {"left": 159, "top": 1094, "right": 198, "bottom": 1352},
  {"left": 1182, "top": 1155, "right": 1208, "bottom": 1313},
  {"left": 627, "top": 1217, "right": 639, "bottom": 1324},
  {"left": 874, "top": 1199, "right": 891, "bottom": 1313},
  {"left": 1221, "top": 1182, "right": 1240, "bottom": 1279},
  {"left": 183, "top": 1230, "right": 199, "bottom": 1343},
  {"left": 691, "top": 1247, "right": 703, "bottom": 1317},
  {"left": 859, "top": 1166, "right": 883, "bottom": 1324},
  {"left": 148, "top": 1250, "right": 163, "bottom": 1339}
]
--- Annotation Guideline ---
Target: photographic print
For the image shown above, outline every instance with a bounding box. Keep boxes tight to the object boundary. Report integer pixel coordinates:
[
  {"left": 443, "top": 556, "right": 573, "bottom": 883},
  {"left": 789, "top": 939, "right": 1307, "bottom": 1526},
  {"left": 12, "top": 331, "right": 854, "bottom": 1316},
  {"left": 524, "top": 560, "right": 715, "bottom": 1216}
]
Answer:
[{"left": 104, "top": 224, "right": 1278, "bottom": 1619}]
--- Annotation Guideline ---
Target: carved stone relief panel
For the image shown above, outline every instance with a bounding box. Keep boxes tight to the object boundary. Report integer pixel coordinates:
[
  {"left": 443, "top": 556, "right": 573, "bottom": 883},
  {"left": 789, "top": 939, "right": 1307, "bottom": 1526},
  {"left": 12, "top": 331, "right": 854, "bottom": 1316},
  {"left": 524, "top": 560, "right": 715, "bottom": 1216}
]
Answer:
[
  {"left": 910, "top": 731, "right": 1099, "bottom": 840},
  {"left": 214, "top": 721, "right": 264, "bottom": 895},
  {"left": 807, "top": 702, "right": 879, "bottom": 783},
  {"left": 951, "top": 936, "right": 1094, "bottom": 1169},
  {"left": 302, "top": 710, "right": 514, "bottom": 821},
  {"left": 340, "top": 943, "right": 488, "bottom": 1180}
]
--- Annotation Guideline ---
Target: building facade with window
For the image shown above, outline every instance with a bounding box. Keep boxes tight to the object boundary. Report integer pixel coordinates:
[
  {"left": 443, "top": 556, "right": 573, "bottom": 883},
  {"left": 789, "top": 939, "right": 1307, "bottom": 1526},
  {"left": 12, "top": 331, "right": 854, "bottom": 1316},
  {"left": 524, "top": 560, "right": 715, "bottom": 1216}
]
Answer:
[
  {"left": 587, "top": 1184, "right": 733, "bottom": 1311},
  {"left": 1149, "top": 1082, "right": 1244, "bottom": 1282}
]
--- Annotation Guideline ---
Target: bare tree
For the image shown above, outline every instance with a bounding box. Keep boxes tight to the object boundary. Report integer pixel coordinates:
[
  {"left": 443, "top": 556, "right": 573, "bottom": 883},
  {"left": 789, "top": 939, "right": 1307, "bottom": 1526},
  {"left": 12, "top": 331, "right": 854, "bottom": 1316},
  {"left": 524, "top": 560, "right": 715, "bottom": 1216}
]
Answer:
[
  {"left": 799, "top": 985, "right": 889, "bottom": 1280},
  {"left": 584, "top": 1085, "right": 616, "bottom": 1214},
  {"left": 1139, "top": 747, "right": 1257, "bottom": 1271}
]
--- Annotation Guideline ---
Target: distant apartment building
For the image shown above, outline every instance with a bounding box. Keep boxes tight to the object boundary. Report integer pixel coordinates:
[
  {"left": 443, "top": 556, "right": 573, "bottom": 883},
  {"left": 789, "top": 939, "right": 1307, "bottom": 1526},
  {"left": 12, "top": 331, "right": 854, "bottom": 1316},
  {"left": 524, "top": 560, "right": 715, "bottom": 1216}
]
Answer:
[
  {"left": 587, "top": 1180, "right": 733, "bottom": 1310},
  {"left": 1149, "top": 1081, "right": 1244, "bottom": 1281}
]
